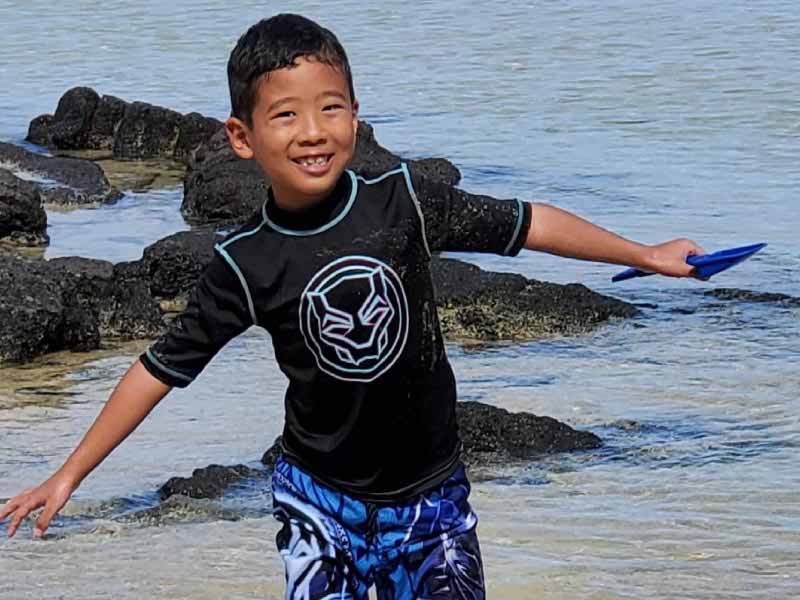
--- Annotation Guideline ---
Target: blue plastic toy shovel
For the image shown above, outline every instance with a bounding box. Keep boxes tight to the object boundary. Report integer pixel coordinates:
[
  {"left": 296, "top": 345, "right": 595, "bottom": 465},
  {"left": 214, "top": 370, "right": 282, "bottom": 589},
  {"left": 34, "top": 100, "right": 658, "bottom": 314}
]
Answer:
[{"left": 611, "top": 243, "right": 767, "bottom": 283}]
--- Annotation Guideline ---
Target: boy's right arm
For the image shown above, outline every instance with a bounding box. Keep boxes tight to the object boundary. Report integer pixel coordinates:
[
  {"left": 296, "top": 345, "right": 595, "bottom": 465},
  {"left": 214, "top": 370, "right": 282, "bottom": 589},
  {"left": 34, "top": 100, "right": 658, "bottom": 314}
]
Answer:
[
  {"left": 0, "top": 360, "right": 171, "bottom": 539},
  {"left": 1, "top": 246, "right": 253, "bottom": 539}
]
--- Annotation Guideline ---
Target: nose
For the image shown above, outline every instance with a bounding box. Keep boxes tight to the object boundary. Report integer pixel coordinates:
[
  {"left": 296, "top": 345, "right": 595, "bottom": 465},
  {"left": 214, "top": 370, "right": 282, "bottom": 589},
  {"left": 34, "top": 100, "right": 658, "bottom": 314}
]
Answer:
[{"left": 297, "top": 112, "right": 327, "bottom": 146}]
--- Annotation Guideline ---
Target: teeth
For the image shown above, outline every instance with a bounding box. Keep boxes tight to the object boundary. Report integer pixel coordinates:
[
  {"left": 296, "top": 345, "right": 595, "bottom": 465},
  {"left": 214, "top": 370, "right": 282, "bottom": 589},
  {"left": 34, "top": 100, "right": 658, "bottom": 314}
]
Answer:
[{"left": 299, "top": 156, "right": 328, "bottom": 166}]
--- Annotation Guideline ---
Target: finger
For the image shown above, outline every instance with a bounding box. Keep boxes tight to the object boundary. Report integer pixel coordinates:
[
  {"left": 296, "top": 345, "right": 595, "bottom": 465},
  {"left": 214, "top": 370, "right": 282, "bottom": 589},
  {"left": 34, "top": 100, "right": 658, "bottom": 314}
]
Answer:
[
  {"left": 8, "top": 503, "right": 32, "bottom": 538},
  {"left": 8, "top": 492, "right": 46, "bottom": 538},
  {"left": 1, "top": 487, "right": 37, "bottom": 520},
  {"left": 688, "top": 241, "right": 705, "bottom": 256},
  {"left": 0, "top": 499, "right": 19, "bottom": 522},
  {"left": 34, "top": 500, "right": 62, "bottom": 539}
]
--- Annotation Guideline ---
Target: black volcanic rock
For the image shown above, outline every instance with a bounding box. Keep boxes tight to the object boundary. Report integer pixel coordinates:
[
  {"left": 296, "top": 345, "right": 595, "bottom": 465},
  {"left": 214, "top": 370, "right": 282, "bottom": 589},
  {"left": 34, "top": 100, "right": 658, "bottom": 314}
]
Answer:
[
  {"left": 140, "top": 230, "right": 222, "bottom": 299},
  {"left": 0, "top": 254, "right": 97, "bottom": 362},
  {"left": 0, "top": 142, "right": 120, "bottom": 205},
  {"left": 0, "top": 253, "right": 161, "bottom": 364},
  {"left": 113, "top": 101, "right": 184, "bottom": 159},
  {"left": 704, "top": 288, "right": 800, "bottom": 307},
  {"left": 181, "top": 127, "right": 269, "bottom": 224},
  {"left": 87, "top": 94, "right": 128, "bottom": 149},
  {"left": 26, "top": 87, "right": 221, "bottom": 163},
  {"left": 174, "top": 112, "right": 224, "bottom": 162},
  {"left": 349, "top": 121, "right": 461, "bottom": 184},
  {"left": 48, "top": 87, "right": 100, "bottom": 149},
  {"left": 26, "top": 114, "right": 54, "bottom": 146},
  {"left": 432, "top": 256, "right": 639, "bottom": 340},
  {"left": 0, "top": 169, "right": 48, "bottom": 246},
  {"left": 158, "top": 464, "right": 265, "bottom": 500},
  {"left": 48, "top": 256, "right": 163, "bottom": 340},
  {"left": 456, "top": 401, "right": 601, "bottom": 466}
]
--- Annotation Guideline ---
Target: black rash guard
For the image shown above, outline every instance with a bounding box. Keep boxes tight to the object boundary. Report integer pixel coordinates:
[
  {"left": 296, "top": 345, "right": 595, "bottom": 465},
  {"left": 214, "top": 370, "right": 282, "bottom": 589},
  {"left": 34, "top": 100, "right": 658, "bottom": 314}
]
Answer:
[{"left": 141, "top": 163, "right": 531, "bottom": 501}]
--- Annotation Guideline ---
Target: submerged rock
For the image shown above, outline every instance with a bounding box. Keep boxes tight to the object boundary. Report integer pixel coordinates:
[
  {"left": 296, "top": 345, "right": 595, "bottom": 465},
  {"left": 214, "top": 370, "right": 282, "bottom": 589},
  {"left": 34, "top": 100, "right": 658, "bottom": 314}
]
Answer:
[
  {"left": 0, "top": 142, "right": 120, "bottom": 205},
  {"left": 158, "top": 464, "right": 264, "bottom": 501},
  {"left": 0, "top": 169, "right": 48, "bottom": 246},
  {"left": 456, "top": 401, "right": 601, "bottom": 465},
  {"left": 159, "top": 402, "right": 600, "bottom": 501},
  {"left": 704, "top": 288, "right": 800, "bottom": 307},
  {"left": 123, "top": 494, "right": 245, "bottom": 526}
]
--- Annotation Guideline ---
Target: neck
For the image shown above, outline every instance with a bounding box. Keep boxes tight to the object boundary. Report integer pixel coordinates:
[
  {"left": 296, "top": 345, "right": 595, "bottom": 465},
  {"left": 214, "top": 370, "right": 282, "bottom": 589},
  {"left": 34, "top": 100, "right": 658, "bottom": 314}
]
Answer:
[{"left": 270, "top": 185, "right": 334, "bottom": 213}]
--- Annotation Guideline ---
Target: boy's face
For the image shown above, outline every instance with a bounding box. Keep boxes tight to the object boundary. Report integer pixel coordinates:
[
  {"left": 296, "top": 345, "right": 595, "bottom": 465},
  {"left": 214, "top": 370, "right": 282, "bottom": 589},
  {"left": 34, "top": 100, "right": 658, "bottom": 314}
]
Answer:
[{"left": 225, "top": 57, "right": 359, "bottom": 209}]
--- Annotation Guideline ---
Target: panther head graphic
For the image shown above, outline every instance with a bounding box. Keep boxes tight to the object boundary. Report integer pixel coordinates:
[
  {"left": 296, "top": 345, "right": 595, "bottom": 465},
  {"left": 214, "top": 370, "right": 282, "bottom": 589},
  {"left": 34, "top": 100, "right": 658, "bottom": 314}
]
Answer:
[
  {"left": 299, "top": 256, "right": 409, "bottom": 382},
  {"left": 307, "top": 266, "right": 395, "bottom": 367}
]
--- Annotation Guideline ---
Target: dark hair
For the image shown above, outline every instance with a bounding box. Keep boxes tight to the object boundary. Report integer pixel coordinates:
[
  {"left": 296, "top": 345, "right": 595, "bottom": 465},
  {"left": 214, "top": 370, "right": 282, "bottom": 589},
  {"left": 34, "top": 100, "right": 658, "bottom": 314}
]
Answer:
[{"left": 227, "top": 14, "right": 355, "bottom": 126}]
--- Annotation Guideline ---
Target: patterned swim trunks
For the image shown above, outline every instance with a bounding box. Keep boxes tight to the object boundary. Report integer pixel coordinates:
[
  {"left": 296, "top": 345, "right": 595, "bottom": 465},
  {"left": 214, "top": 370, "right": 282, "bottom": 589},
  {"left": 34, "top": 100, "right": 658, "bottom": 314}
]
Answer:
[{"left": 271, "top": 457, "right": 485, "bottom": 599}]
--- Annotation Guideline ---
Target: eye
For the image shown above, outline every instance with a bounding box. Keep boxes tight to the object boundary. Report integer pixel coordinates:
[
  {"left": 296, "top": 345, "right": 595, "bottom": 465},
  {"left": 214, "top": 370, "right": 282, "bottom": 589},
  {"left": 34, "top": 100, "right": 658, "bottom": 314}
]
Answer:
[
  {"left": 273, "top": 111, "right": 295, "bottom": 120},
  {"left": 323, "top": 104, "right": 344, "bottom": 112}
]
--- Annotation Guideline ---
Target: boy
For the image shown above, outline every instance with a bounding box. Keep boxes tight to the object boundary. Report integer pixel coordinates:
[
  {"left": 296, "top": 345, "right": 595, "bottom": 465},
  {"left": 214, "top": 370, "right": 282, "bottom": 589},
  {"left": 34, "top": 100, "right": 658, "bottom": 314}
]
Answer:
[{"left": 1, "top": 13, "right": 702, "bottom": 600}]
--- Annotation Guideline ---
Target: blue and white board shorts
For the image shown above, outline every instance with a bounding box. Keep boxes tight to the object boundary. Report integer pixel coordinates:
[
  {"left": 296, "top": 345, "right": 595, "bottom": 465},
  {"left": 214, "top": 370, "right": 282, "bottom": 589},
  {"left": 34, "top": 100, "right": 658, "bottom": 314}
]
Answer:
[{"left": 271, "top": 457, "right": 485, "bottom": 600}]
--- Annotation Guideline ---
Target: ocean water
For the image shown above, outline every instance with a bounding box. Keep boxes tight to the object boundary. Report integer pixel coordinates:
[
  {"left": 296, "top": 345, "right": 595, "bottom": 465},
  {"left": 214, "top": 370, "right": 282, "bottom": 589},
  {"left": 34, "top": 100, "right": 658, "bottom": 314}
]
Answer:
[{"left": 1, "top": 1, "right": 798, "bottom": 598}]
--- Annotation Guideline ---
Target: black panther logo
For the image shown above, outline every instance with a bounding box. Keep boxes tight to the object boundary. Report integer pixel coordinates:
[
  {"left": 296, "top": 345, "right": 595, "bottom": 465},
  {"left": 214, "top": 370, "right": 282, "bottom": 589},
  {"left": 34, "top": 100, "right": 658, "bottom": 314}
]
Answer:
[{"left": 299, "top": 256, "right": 409, "bottom": 382}]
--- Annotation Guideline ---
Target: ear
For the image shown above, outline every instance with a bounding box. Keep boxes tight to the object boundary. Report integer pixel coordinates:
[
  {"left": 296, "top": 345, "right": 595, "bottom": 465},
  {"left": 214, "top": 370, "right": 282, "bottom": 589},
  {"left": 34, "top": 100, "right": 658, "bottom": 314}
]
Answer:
[
  {"left": 351, "top": 99, "right": 360, "bottom": 143},
  {"left": 225, "top": 116, "right": 254, "bottom": 160}
]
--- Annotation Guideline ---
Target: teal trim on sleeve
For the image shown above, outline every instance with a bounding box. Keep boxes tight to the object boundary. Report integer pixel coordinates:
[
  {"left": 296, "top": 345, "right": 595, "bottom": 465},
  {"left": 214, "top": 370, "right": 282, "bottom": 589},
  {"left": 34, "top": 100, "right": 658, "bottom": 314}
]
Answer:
[
  {"left": 504, "top": 198, "right": 525, "bottom": 256},
  {"left": 214, "top": 244, "right": 258, "bottom": 326},
  {"left": 400, "top": 163, "right": 431, "bottom": 257},
  {"left": 264, "top": 171, "right": 358, "bottom": 236},
  {"left": 145, "top": 349, "right": 193, "bottom": 383}
]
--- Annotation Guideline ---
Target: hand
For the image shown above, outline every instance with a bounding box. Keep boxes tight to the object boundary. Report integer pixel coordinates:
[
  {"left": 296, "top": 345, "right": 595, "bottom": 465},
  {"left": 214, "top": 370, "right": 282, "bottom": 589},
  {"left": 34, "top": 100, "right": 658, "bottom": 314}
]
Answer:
[
  {"left": 644, "top": 238, "right": 706, "bottom": 278},
  {"left": 0, "top": 473, "right": 77, "bottom": 538}
]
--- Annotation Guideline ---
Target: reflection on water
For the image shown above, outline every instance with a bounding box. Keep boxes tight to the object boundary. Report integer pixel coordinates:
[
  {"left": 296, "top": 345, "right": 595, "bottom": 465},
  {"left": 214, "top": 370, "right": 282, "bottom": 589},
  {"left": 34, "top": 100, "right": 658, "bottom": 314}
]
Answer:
[{"left": 1, "top": 0, "right": 799, "bottom": 598}]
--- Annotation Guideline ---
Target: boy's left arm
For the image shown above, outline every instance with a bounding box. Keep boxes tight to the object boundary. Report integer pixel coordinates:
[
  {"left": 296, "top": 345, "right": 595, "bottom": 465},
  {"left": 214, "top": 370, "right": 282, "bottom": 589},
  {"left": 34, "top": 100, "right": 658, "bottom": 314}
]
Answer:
[
  {"left": 525, "top": 203, "right": 703, "bottom": 278},
  {"left": 407, "top": 170, "right": 702, "bottom": 277}
]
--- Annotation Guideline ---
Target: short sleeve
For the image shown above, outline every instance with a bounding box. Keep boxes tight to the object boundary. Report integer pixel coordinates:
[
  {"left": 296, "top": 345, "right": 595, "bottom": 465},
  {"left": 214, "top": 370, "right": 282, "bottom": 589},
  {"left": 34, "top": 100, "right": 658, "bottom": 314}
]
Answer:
[
  {"left": 140, "top": 249, "right": 252, "bottom": 388},
  {"left": 407, "top": 169, "right": 532, "bottom": 256}
]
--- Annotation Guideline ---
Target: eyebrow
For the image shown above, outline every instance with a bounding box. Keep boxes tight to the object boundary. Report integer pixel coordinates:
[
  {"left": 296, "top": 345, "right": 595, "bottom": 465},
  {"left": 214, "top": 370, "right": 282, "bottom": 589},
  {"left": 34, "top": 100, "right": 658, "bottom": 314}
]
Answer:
[
  {"left": 266, "top": 90, "right": 349, "bottom": 114},
  {"left": 265, "top": 97, "right": 299, "bottom": 114},
  {"left": 318, "top": 90, "right": 349, "bottom": 102}
]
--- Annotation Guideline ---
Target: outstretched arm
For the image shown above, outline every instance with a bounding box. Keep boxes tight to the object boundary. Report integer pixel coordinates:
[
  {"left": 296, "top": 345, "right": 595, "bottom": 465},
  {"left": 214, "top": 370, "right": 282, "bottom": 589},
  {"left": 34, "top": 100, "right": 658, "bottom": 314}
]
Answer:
[
  {"left": 0, "top": 361, "right": 170, "bottom": 538},
  {"left": 1, "top": 246, "right": 252, "bottom": 539},
  {"left": 525, "top": 203, "right": 704, "bottom": 277},
  {"left": 408, "top": 170, "right": 701, "bottom": 274}
]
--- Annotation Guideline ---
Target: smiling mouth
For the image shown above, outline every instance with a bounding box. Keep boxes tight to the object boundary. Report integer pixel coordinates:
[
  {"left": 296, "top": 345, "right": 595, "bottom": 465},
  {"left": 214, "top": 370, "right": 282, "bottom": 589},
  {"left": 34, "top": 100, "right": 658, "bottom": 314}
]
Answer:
[{"left": 292, "top": 154, "right": 333, "bottom": 168}]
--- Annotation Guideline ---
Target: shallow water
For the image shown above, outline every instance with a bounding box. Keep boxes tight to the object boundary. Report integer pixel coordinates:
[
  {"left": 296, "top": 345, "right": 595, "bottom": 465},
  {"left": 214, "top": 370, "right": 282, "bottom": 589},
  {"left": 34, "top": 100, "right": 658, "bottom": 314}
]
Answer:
[{"left": 1, "top": 1, "right": 799, "bottom": 598}]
